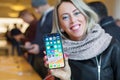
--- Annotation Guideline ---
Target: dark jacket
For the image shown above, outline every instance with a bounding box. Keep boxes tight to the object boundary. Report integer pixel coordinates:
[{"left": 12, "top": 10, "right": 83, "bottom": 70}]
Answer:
[
  {"left": 69, "top": 38, "right": 120, "bottom": 80},
  {"left": 33, "top": 10, "right": 53, "bottom": 57},
  {"left": 31, "top": 10, "right": 53, "bottom": 79},
  {"left": 100, "top": 16, "right": 120, "bottom": 43},
  {"left": 24, "top": 20, "right": 38, "bottom": 42},
  {"left": 24, "top": 20, "right": 38, "bottom": 65}
]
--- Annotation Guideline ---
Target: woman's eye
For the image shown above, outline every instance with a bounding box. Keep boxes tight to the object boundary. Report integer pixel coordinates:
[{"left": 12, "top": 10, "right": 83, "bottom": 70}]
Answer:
[
  {"left": 62, "top": 15, "right": 69, "bottom": 20},
  {"left": 74, "top": 11, "right": 81, "bottom": 16}
]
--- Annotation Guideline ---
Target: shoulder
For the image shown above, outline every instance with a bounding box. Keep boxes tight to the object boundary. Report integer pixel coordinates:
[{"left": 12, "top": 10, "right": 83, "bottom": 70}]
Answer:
[
  {"left": 109, "top": 38, "right": 120, "bottom": 48},
  {"left": 47, "top": 10, "right": 54, "bottom": 17},
  {"left": 106, "top": 38, "right": 120, "bottom": 55}
]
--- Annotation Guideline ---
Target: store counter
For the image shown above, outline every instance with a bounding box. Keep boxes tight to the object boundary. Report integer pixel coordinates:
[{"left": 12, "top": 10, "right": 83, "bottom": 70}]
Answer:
[{"left": 0, "top": 56, "right": 42, "bottom": 80}]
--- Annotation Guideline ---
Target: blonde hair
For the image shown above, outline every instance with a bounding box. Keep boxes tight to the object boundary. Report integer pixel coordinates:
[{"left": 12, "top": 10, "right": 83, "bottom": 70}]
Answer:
[{"left": 52, "top": 0, "right": 98, "bottom": 39}]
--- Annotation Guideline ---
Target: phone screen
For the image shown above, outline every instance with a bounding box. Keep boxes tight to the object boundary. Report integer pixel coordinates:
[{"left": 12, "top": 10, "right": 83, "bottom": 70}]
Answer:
[{"left": 44, "top": 33, "right": 65, "bottom": 69}]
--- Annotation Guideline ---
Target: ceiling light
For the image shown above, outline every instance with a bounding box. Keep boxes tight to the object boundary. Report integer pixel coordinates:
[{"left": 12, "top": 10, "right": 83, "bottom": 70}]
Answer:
[{"left": 10, "top": 5, "right": 25, "bottom": 11}]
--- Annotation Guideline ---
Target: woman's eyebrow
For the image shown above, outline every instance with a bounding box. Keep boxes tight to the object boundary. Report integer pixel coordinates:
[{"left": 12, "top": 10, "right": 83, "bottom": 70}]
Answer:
[{"left": 73, "top": 9, "right": 79, "bottom": 12}]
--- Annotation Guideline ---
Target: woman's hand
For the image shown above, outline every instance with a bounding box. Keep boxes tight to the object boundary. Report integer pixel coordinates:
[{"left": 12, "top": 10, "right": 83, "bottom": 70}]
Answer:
[{"left": 44, "top": 53, "right": 71, "bottom": 80}]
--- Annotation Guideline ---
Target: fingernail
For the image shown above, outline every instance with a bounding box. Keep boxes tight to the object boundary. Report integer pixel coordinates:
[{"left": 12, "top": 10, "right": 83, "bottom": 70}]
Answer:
[{"left": 64, "top": 53, "right": 69, "bottom": 58}]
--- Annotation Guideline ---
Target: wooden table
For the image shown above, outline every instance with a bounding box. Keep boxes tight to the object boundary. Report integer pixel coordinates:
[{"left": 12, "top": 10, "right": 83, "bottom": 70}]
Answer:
[
  {"left": 0, "top": 56, "right": 42, "bottom": 80},
  {"left": 0, "top": 40, "right": 10, "bottom": 55}
]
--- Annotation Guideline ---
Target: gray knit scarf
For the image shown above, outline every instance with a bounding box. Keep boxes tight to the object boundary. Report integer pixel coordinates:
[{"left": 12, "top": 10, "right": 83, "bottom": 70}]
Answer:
[{"left": 62, "top": 24, "right": 112, "bottom": 60}]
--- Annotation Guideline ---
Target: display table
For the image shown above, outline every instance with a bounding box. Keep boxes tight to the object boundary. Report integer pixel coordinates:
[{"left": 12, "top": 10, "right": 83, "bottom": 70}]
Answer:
[
  {"left": 0, "top": 40, "right": 10, "bottom": 55},
  {"left": 0, "top": 56, "right": 42, "bottom": 80}
]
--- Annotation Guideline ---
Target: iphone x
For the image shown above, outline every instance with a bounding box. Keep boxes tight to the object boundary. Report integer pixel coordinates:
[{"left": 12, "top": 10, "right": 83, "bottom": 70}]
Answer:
[{"left": 43, "top": 33, "right": 65, "bottom": 69}]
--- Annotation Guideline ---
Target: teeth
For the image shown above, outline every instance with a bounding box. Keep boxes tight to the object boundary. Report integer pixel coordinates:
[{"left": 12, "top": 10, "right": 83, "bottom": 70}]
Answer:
[{"left": 71, "top": 25, "right": 79, "bottom": 30}]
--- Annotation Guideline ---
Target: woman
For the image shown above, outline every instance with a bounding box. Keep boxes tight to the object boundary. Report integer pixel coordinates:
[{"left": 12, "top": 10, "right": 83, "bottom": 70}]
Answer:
[{"left": 46, "top": 0, "right": 120, "bottom": 80}]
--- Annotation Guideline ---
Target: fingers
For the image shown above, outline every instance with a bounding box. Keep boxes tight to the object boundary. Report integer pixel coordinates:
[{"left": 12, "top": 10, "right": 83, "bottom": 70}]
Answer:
[
  {"left": 25, "top": 42, "right": 31, "bottom": 47},
  {"left": 44, "top": 55, "right": 48, "bottom": 67},
  {"left": 64, "top": 53, "right": 69, "bottom": 60}
]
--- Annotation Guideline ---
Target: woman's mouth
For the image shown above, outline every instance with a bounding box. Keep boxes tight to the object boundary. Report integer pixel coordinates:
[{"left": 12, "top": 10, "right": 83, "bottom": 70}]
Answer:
[{"left": 70, "top": 24, "right": 80, "bottom": 31}]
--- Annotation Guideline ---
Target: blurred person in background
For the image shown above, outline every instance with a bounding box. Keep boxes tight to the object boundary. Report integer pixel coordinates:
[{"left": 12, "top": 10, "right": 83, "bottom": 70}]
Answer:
[
  {"left": 5, "top": 25, "right": 13, "bottom": 44},
  {"left": 19, "top": 9, "right": 38, "bottom": 65},
  {"left": 88, "top": 1, "right": 120, "bottom": 43},
  {"left": 10, "top": 28, "right": 26, "bottom": 56},
  {"left": 5, "top": 25, "right": 17, "bottom": 55},
  {"left": 24, "top": 0, "right": 54, "bottom": 79},
  {"left": 9, "top": 23, "right": 23, "bottom": 55},
  {"left": 19, "top": 9, "right": 38, "bottom": 42}
]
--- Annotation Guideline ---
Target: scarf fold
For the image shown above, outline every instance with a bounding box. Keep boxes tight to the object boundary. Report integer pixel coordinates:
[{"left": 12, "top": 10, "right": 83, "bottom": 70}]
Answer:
[{"left": 63, "top": 24, "right": 112, "bottom": 60}]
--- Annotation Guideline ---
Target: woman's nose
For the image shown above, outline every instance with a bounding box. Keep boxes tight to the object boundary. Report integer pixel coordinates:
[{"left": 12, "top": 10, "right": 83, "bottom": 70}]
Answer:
[{"left": 70, "top": 15, "right": 77, "bottom": 23}]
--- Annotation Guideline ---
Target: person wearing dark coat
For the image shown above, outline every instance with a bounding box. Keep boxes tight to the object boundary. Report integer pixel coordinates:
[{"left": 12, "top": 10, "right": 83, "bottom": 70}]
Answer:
[
  {"left": 24, "top": 0, "right": 54, "bottom": 79},
  {"left": 10, "top": 28, "right": 26, "bottom": 56},
  {"left": 19, "top": 9, "right": 38, "bottom": 65},
  {"left": 88, "top": 1, "right": 120, "bottom": 43}
]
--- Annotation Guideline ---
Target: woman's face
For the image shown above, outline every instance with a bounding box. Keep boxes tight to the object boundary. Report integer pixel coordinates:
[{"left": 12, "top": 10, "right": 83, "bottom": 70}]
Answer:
[{"left": 58, "top": 2, "right": 87, "bottom": 40}]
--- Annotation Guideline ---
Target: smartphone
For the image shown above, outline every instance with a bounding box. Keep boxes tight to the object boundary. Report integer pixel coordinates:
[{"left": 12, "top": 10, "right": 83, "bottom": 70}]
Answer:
[{"left": 43, "top": 33, "right": 65, "bottom": 69}]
